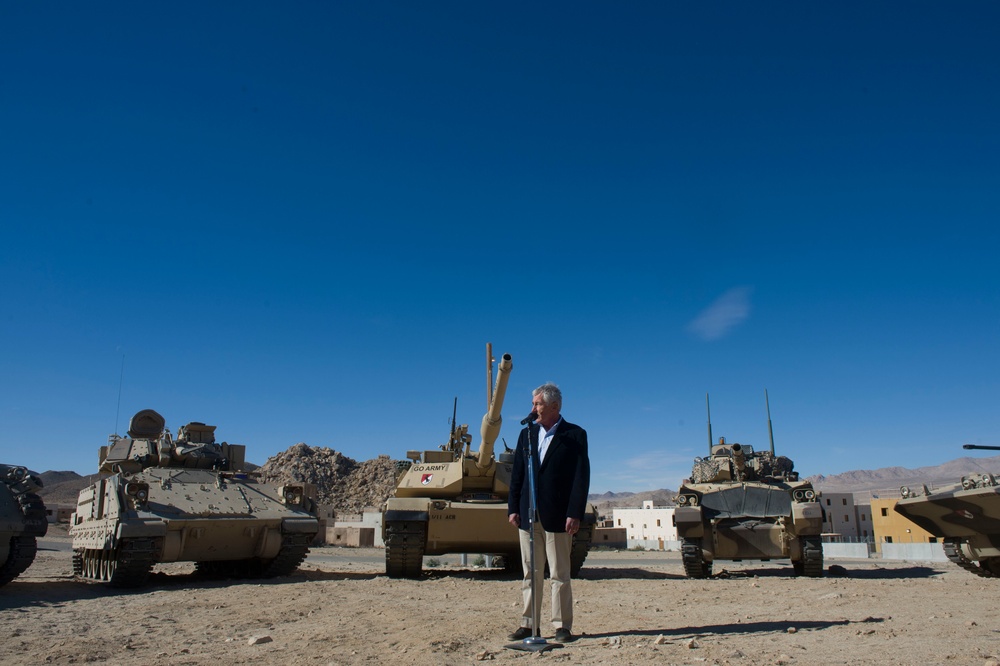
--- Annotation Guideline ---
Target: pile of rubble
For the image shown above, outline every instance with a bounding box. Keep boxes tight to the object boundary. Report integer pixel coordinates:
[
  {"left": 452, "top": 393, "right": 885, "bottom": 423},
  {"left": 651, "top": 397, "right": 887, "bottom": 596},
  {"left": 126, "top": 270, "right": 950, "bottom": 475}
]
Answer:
[{"left": 257, "top": 443, "right": 400, "bottom": 514}]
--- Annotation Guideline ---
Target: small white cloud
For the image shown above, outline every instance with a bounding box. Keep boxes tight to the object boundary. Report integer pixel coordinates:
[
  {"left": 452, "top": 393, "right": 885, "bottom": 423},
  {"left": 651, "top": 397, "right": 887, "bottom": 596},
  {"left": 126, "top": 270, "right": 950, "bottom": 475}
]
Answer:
[{"left": 687, "top": 286, "right": 753, "bottom": 341}]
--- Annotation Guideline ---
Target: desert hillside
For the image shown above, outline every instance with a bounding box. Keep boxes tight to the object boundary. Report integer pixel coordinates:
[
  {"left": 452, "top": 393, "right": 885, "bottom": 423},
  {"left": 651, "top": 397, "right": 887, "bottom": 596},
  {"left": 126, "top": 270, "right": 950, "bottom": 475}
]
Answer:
[{"left": 36, "top": 447, "right": 1000, "bottom": 512}]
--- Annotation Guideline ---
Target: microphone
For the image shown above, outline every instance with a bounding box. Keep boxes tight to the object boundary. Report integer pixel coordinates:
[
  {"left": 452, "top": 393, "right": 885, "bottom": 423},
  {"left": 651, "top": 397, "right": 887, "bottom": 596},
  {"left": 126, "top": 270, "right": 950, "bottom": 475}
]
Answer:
[{"left": 520, "top": 411, "right": 538, "bottom": 426}]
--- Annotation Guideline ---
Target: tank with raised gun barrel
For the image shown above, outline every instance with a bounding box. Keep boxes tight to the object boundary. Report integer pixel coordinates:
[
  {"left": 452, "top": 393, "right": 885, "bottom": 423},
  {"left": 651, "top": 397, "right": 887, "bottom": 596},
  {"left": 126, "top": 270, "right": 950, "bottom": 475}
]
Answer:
[
  {"left": 0, "top": 464, "right": 48, "bottom": 586},
  {"left": 673, "top": 392, "right": 824, "bottom": 578},
  {"left": 382, "top": 344, "right": 598, "bottom": 578},
  {"left": 894, "top": 444, "right": 1000, "bottom": 577},
  {"left": 70, "top": 409, "right": 319, "bottom": 587}
]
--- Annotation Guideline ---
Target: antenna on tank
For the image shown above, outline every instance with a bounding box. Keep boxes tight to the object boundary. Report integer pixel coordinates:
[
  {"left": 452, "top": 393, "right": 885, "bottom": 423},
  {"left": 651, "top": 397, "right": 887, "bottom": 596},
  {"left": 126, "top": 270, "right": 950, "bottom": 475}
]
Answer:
[
  {"left": 765, "top": 389, "right": 775, "bottom": 455},
  {"left": 450, "top": 397, "right": 458, "bottom": 438},
  {"left": 114, "top": 353, "right": 125, "bottom": 437},
  {"left": 706, "top": 393, "right": 713, "bottom": 454}
]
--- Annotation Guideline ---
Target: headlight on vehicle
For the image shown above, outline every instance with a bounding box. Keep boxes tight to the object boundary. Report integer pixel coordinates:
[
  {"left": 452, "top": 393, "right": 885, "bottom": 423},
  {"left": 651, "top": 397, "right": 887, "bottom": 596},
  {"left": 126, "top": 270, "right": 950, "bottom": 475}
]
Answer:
[
  {"left": 281, "top": 485, "right": 304, "bottom": 505},
  {"left": 5, "top": 466, "right": 27, "bottom": 482},
  {"left": 124, "top": 482, "right": 150, "bottom": 504}
]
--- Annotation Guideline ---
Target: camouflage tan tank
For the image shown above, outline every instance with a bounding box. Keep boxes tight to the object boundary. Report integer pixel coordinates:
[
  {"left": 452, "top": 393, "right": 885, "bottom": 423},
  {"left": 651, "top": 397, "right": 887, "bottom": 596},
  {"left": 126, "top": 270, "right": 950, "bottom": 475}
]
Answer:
[
  {"left": 894, "top": 444, "right": 1000, "bottom": 578},
  {"left": 673, "top": 393, "right": 824, "bottom": 578},
  {"left": 70, "top": 409, "right": 319, "bottom": 587},
  {"left": 0, "top": 464, "right": 48, "bottom": 586}
]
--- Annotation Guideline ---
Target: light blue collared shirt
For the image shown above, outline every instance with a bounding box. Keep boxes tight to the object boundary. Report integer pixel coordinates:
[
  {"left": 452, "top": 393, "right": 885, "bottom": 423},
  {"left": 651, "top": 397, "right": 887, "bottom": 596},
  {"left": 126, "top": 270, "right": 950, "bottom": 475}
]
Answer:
[{"left": 538, "top": 417, "right": 562, "bottom": 462}]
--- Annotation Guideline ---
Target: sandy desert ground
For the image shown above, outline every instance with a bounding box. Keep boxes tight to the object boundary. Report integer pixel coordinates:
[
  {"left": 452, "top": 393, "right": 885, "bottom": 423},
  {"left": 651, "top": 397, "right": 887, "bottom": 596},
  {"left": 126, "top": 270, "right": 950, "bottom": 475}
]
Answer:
[{"left": 2, "top": 525, "right": 999, "bottom": 666}]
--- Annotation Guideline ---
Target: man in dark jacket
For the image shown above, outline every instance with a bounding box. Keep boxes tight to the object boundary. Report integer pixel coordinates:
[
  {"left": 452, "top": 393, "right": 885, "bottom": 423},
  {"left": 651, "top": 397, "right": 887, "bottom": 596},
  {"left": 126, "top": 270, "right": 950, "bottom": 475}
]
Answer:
[{"left": 507, "top": 383, "right": 590, "bottom": 644}]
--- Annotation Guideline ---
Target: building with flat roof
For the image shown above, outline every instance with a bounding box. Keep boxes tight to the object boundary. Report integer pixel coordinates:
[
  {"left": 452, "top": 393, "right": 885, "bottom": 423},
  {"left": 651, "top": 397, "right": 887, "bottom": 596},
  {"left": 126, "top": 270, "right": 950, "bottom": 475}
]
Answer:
[
  {"left": 870, "top": 497, "right": 939, "bottom": 554},
  {"left": 612, "top": 500, "right": 677, "bottom": 549}
]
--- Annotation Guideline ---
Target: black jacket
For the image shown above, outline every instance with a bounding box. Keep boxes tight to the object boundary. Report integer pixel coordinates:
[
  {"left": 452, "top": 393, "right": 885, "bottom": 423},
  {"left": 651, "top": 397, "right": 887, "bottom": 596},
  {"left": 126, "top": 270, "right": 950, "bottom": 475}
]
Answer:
[{"left": 508, "top": 418, "right": 591, "bottom": 533}]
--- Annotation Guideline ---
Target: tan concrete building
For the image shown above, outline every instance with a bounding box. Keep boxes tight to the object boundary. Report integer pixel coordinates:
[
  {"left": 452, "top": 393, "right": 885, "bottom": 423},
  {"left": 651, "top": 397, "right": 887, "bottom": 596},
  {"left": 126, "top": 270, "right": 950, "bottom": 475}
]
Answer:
[
  {"left": 870, "top": 497, "right": 939, "bottom": 554},
  {"left": 334, "top": 508, "right": 384, "bottom": 547},
  {"left": 326, "top": 526, "right": 376, "bottom": 547},
  {"left": 592, "top": 526, "right": 627, "bottom": 549},
  {"left": 46, "top": 504, "right": 75, "bottom": 523}
]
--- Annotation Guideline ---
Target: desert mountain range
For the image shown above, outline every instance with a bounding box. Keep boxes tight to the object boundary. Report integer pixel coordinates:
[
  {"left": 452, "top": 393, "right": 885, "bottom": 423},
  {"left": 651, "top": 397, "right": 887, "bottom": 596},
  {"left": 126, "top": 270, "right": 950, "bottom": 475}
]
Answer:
[{"left": 33, "top": 447, "right": 1000, "bottom": 513}]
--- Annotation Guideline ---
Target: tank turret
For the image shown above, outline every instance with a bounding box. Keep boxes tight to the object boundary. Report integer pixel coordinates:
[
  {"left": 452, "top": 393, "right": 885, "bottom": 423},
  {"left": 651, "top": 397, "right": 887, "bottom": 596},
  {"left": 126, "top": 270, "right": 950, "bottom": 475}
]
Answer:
[
  {"left": 99, "top": 409, "right": 245, "bottom": 474},
  {"left": 382, "top": 343, "right": 598, "bottom": 578},
  {"left": 0, "top": 464, "right": 48, "bottom": 586},
  {"left": 391, "top": 345, "right": 515, "bottom": 501},
  {"left": 673, "top": 392, "right": 823, "bottom": 578},
  {"left": 71, "top": 409, "right": 317, "bottom": 587},
  {"left": 894, "top": 444, "right": 1000, "bottom": 577}
]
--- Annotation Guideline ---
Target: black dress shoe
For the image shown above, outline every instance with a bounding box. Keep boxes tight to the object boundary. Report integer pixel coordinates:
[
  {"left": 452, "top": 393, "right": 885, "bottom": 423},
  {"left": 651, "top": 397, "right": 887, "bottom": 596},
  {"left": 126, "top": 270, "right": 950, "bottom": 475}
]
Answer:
[
  {"left": 552, "top": 628, "right": 574, "bottom": 643},
  {"left": 507, "top": 627, "right": 532, "bottom": 641}
]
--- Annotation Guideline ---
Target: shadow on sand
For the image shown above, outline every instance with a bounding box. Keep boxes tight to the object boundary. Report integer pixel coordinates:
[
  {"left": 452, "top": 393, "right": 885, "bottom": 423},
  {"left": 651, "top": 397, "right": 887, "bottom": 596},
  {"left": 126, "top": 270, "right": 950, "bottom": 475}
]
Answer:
[
  {"left": 413, "top": 565, "right": 681, "bottom": 581},
  {"left": 0, "top": 568, "right": 380, "bottom": 609},
  {"left": 580, "top": 616, "right": 883, "bottom": 642},
  {"left": 706, "top": 564, "right": 941, "bottom": 580},
  {"left": 578, "top": 567, "right": 679, "bottom": 580}
]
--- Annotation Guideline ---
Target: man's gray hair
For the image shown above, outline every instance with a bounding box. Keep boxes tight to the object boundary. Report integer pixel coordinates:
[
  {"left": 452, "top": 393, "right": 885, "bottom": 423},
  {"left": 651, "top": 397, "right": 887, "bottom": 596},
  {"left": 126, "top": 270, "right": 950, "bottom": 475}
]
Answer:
[{"left": 532, "top": 383, "right": 562, "bottom": 408}]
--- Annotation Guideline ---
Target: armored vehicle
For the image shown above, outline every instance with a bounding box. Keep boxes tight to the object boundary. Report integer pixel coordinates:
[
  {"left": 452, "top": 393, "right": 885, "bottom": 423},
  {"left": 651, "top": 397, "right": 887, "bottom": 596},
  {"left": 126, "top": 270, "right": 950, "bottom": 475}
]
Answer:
[
  {"left": 673, "top": 393, "right": 824, "bottom": 578},
  {"left": 382, "top": 344, "right": 598, "bottom": 578},
  {"left": 0, "top": 464, "right": 48, "bottom": 586},
  {"left": 894, "top": 444, "right": 1000, "bottom": 577},
  {"left": 70, "top": 409, "right": 319, "bottom": 587}
]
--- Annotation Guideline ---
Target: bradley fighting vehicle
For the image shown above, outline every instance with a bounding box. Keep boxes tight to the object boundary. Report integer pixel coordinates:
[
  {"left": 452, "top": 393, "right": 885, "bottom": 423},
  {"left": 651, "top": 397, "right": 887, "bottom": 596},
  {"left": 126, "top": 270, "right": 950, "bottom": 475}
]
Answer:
[
  {"left": 894, "top": 444, "right": 1000, "bottom": 578},
  {"left": 673, "top": 393, "right": 824, "bottom": 578},
  {"left": 382, "top": 344, "right": 598, "bottom": 578},
  {"left": 0, "top": 464, "right": 48, "bottom": 586},
  {"left": 70, "top": 409, "right": 319, "bottom": 587}
]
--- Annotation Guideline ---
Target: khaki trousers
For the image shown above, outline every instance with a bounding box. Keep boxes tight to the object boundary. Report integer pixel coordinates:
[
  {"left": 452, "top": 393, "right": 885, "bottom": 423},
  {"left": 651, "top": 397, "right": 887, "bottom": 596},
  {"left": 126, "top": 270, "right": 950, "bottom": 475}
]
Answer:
[{"left": 518, "top": 522, "right": 573, "bottom": 631}]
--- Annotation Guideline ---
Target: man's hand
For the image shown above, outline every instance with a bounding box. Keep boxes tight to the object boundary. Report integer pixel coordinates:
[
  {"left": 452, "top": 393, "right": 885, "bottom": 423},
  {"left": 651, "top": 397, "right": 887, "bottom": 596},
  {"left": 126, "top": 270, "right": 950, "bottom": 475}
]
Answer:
[
  {"left": 565, "top": 517, "right": 580, "bottom": 536},
  {"left": 509, "top": 513, "right": 521, "bottom": 528}
]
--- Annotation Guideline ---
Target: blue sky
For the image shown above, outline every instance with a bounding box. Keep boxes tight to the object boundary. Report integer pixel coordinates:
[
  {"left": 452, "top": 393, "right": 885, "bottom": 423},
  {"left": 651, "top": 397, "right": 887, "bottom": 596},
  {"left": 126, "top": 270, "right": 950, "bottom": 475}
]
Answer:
[{"left": 2, "top": 3, "right": 998, "bottom": 493}]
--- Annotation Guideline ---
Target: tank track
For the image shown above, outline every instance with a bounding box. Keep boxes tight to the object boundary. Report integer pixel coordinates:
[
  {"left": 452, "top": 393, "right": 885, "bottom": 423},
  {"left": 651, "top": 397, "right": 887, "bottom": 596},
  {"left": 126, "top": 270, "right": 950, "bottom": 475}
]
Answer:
[
  {"left": 943, "top": 538, "right": 1000, "bottom": 578},
  {"left": 74, "top": 537, "right": 161, "bottom": 588},
  {"left": 0, "top": 536, "right": 39, "bottom": 587},
  {"left": 194, "top": 533, "right": 314, "bottom": 579},
  {"left": 795, "top": 536, "right": 824, "bottom": 577},
  {"left": 384, "top": 519, "right": 426, "bottom": 578},
  {"left": 681, "top": 537, "right": 712, "bottom": 578},
  {"left": 0, "top": 475, "right": 48, "bottom": 587},
  {"left": 570, "top": 522, "right": 595, "bottom": 577},
  {"left": 258, "top": 532, "right": 313, "bottom": 578}
]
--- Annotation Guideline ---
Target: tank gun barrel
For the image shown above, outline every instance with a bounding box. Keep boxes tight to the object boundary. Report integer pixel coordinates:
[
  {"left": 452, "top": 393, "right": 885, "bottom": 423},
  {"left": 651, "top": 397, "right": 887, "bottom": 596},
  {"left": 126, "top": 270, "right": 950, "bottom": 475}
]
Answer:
[
  {"left": 964, "top": 444, "right": 1000, "bottom": 451},
  {"left": 477, "top": 351, "right": 513, "bottom": 469},
  {"left": 731, "top": 443, "right": 747, "bottom": 475}
]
